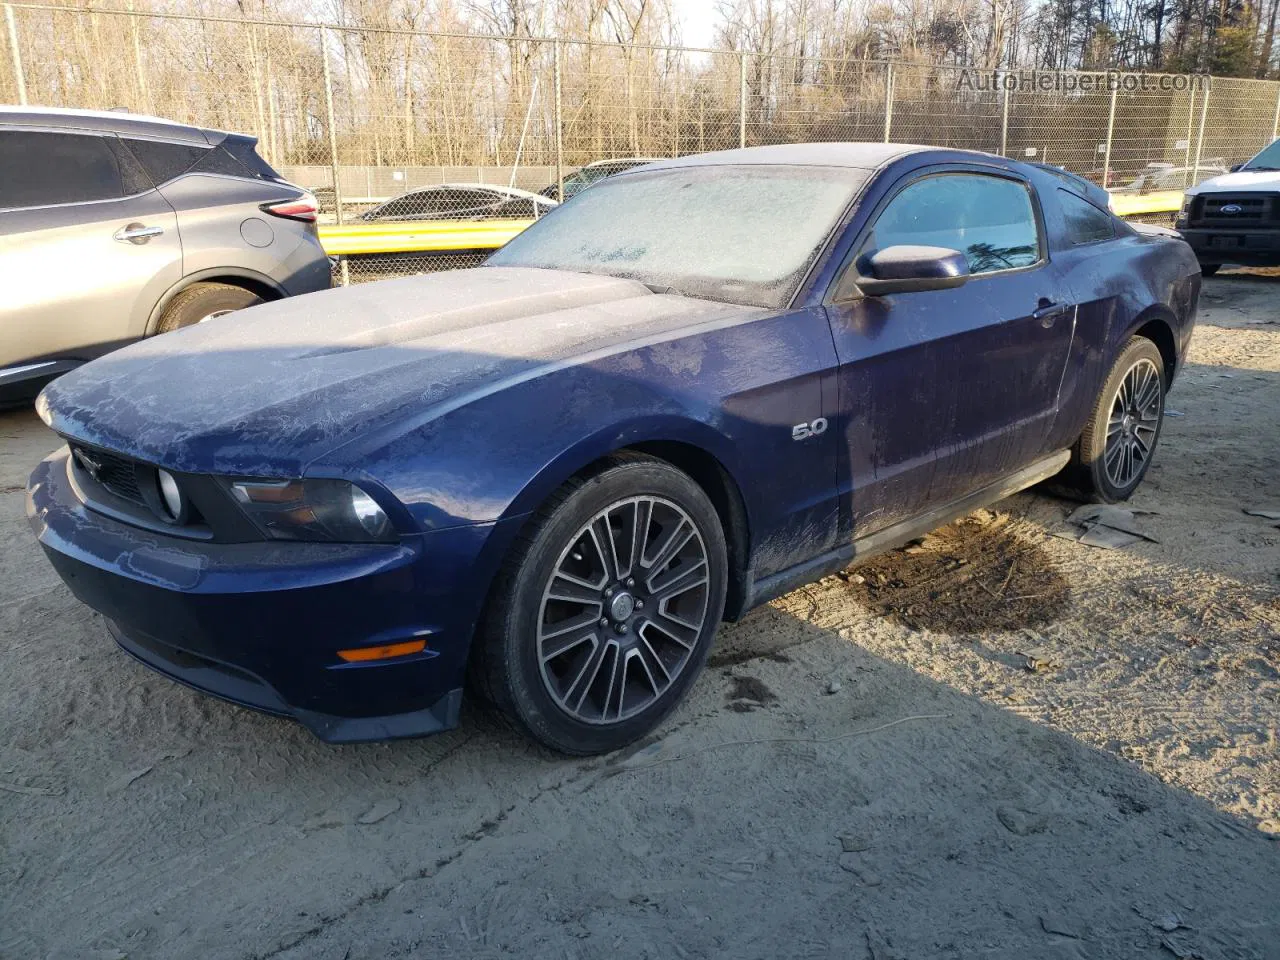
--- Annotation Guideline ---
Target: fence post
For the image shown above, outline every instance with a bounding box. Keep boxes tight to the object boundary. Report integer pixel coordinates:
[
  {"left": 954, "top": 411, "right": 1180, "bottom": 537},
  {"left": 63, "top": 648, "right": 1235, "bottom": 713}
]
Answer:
[
  {"left": 738, "top": 52, "right": 747, "bottom": 149},
  {"left": 1102, "top": 77, "right": 1117, "bottom": 188},
  {"left": 4, "top": 4, "right": 26, "bottom": 106},
  {"left": 1271, "top": 82, "right": 1280, "bottom": 142},
  {"left": 1183, "top": 84, "right": 1196, "bottom": 188},
  {"left": 1000, "top": 70, "right": 1010, "bottom": 157},
  {"left": 320, "top": 26, "right": 348, "bottom": 286},
  {"left": 1193, "top": 78, "right": 1210, "bottom": 181},
  {"left": 554, "top": 40, "right": 563, "bottom": 201},
  {"left": 883, "top": 62, "right": 894, "bottom": 143}
]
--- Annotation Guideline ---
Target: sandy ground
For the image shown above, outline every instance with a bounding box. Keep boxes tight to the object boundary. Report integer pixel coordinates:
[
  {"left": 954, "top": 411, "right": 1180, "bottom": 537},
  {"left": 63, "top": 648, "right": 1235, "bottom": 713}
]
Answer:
[{"left": 1, "top": 273, "right": 1278, "bottom": 960}]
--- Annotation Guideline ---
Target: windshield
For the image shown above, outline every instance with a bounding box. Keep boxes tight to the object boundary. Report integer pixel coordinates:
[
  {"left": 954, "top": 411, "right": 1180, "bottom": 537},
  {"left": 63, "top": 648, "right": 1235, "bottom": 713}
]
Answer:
[
  {"left": 488, "top": 164, "right": 868, "bottom": 308},
  {"left": 1244, "top": 139, "right": 1280, "bottom": 170}
]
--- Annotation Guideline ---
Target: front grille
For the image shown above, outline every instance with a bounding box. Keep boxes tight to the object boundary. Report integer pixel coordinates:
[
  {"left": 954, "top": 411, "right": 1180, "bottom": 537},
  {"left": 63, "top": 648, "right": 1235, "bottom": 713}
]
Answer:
[
  {"left": 1190, "top": 193, "right": 1279, "bottom": 226},
  {"left": 72, "top": 444, "right": 145, "bottom": 505}
]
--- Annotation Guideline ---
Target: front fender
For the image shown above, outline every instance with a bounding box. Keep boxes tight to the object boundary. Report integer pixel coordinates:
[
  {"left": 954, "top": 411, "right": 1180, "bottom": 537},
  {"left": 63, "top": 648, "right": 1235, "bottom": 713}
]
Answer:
[
  {"left": 327, "top": 305, "right": 839, "bottom": 594},
  {"left": 500, "top": 413, "right": 747, "bottom": 524},
  {"left": 356, "top": 356, "right": 749, "bottom": 533}
]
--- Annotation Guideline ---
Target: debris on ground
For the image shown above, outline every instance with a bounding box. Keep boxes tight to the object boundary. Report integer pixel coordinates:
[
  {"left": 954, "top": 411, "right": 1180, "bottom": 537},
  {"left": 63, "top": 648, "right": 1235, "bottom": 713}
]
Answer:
[
  {"left": 357, "top": 798, "right": 402, "bottom": 825},
  {"left": 1039, "top": 913, "right": 1084, "bottom": 939},
  {"left": 839, "top": 833, "right": 871, "bottom": 852},
  {"left": 826, "top": 679, "right": 843, "bottom": 695},
  {"left": 995, "top": 803, "right": 1050, "bottom": 836},
  {"left": 1056, "top": 504, "right": 1159, "bottom": 549},
  {"left": 1021, "top": 647, "right": 1060, "bottom": 673},
  {"left": 106, "top": 766, "right": 153, "bottom": 793},
  {"left": 1242, "top": 506, "right": 1280, "bottom": 525},
  {"left": 1160, "top": 934, "right": 1208, "bottom": 959}
]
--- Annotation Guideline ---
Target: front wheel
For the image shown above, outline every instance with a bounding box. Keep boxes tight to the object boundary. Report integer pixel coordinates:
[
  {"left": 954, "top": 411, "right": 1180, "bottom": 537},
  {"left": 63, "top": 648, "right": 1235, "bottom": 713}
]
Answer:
[
  {"left": 472, "top": 455, "right": 727, "bottom": 755},
  {"left": 1067, "top": 336, "right": 1166, "bottom": 502},
  {"left": 1198, "top": 262, "right": 1221, "bottom": 277}
]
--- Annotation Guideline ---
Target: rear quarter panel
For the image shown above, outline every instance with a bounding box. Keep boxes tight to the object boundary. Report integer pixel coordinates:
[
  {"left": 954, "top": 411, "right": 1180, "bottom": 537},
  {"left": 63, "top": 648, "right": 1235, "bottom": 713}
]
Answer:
[
  {"left": 1035, "top": 181, "right": 1199, "bottom": 447},
  {"left": 159, "top": 173, "right": 328, "bottom": 308}
]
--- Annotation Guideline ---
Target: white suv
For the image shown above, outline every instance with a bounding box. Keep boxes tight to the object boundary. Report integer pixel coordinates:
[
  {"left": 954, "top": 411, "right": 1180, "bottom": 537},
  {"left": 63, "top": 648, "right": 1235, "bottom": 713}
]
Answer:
[{"left": 1176, "top": 139, "right": 1280, "bottom": 275}]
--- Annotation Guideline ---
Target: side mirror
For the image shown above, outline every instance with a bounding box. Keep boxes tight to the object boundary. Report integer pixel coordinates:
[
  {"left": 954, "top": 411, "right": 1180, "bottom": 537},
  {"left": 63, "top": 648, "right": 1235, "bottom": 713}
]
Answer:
[
  {"left": 853, "top": 245, "right": 970, "bottom": 297},
  {"left": 1230, "top": 163, "right": 1244, "bottom": 173}
]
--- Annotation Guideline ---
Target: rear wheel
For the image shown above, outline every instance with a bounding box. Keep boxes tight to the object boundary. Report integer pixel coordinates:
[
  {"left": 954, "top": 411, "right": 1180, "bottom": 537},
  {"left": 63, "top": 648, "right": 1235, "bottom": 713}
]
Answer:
[
  {"left": 156, "top": 282, "right": 263, "bottom": 334},
  {"left": 1067, "top": 336, "right": 1166, "bottom": 502},
  {"left": 472, "top": 455, "right": 727, "bottom": 755}
]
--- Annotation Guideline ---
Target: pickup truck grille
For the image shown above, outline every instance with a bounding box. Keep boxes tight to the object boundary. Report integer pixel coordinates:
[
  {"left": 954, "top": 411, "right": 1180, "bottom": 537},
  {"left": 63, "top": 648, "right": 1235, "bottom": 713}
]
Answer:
[{"left": 1189, "top": 193, "right": 1279, "bottom": 226}]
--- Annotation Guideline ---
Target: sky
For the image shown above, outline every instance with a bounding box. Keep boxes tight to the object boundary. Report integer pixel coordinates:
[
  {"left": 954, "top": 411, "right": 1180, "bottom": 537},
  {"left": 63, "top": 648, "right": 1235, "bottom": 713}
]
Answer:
[{"left": 673, "top": 0, "right": 719, "bottom": 49}]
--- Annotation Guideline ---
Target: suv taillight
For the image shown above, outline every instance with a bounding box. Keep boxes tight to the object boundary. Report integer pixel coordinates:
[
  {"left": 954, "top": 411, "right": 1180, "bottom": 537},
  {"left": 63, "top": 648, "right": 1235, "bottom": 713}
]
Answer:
[{"left": 260, "top": 193, "right": 318, "bottom": 223}]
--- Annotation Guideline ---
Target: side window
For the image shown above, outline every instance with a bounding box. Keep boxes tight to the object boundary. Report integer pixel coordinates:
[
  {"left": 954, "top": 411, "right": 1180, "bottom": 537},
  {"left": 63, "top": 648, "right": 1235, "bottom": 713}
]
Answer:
[
  {"left": 862, "top": 172, "right": 1041, "bottom": 275},
  {"left": 0, "top": 131, "right": 127, "bottom": 209},
  {"left": 1058, "top": 189, "right": 1115, "bottom": 244},
  {"left": 123, "top": 138, "right": 207, "bottom": 185},
  {"left": 369, "top": 196, "right": 422, "bottom": 219},
  {"left": 493, "top": 197, "right": 537, "bottom": 219},
  {"left": 220, "top": 136, "right": 282, "bottom": 180},
  {"left": 126, "top": 137, "right": 279, "bottom": 185},
  {"left": 437, "top": 189, "right": 488, "bottom": 212}
]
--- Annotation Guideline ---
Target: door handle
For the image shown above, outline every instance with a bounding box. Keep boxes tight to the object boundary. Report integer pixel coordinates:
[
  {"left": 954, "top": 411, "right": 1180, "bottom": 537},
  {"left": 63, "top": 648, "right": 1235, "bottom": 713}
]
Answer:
[
  {"left": 113, "top": 223, "right": 164, "bottom": 244},
  {"left": 1033, "top": 300, "right": 1069, "bottom": 327}
]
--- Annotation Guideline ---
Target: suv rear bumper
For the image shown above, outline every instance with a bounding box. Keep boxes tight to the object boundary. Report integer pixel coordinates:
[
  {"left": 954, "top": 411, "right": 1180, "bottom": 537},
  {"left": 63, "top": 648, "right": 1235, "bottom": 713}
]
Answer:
[{"left": 1178, "top": 227, "right": 1280, "bottom": 265}]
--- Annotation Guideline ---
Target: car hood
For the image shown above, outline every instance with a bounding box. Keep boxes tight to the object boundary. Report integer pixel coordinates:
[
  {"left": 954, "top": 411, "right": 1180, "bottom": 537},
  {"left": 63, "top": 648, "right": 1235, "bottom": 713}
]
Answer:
[
  {"left": 39, "top": 267, "right": 759, "bottom": 476},
  {"left": 1187, "top": 169, "right": 1280, "bottom": 194}
]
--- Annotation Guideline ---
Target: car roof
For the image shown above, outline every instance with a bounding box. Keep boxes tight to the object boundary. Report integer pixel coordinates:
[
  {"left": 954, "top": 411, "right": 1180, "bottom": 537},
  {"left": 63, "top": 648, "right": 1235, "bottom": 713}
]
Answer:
[
  {"left": 638, "top": 142, "right": 936, "bottom": 172},
  {"left": 409, "top": 183, "right": 555, "bottom": 202},
  {"left": 583, "top": 157, "right": 665, "bottom": 167},
  {"left": 0, "top": 105, "right": 224, "bottom": 145}
]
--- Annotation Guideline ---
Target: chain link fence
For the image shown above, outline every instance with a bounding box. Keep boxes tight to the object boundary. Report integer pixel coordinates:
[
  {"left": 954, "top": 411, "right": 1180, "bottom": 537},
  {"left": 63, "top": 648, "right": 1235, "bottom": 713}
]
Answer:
[{"left": 4, "top": 2, "right": 1279, "bottom": 283}]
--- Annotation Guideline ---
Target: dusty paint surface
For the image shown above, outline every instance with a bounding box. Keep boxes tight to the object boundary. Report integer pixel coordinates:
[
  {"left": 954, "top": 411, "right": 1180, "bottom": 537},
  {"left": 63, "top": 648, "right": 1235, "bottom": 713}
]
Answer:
[
  {"left": 38, "top": 267, "right": 759, "bottom": 476},
  {"left": 2, "top": 271, "right": 1278, "bottom": 959}
]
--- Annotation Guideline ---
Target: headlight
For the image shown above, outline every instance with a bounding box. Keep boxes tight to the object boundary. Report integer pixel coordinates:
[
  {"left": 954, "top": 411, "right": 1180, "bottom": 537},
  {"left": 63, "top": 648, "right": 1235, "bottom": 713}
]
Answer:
[
  {"left": 1178, "top": 195, "right": 1192, "bottom": 220},
  {"left": 226, "top": 478, "right": 396, "bottom": 543}
]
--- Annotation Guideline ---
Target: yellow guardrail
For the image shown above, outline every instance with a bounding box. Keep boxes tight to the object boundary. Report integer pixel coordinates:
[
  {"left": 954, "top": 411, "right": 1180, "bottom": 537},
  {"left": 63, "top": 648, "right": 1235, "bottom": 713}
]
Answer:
[
  {"left": 319, "top": 218, "right": 534, "bottom": 256},
  {"left": 1108, "top": 190, "right": 1184, "bottom": 217},
  {"left": 320, "top": 190, "right": 1186, "bottom": 258}
]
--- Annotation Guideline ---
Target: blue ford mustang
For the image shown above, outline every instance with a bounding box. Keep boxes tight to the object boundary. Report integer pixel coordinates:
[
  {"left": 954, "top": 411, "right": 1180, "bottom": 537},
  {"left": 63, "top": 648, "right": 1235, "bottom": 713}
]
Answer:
[{"left": 28, "top": 144, "right": 1200, "bottom": 754}]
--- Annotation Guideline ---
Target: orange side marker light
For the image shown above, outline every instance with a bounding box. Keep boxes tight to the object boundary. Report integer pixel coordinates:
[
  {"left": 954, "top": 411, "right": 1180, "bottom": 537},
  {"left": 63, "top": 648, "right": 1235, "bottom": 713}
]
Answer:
[{"left": 337, "top": 639, "right": 427, "bottom": 662}]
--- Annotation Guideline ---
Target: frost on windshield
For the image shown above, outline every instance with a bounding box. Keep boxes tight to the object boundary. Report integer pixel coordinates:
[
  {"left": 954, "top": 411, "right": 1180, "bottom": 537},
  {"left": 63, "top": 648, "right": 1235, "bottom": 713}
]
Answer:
[{"left": 489, "top": 166, "right": 866, "bottom": 308}]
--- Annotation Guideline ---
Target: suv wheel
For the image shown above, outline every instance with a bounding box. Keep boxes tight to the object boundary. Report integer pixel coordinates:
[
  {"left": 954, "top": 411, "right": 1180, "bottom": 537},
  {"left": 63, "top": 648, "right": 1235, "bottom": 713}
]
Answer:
[
  {"left": 472, "top": 455, "right": 727, "bottom": 755},
  {"left": 1198, "top": 263, "right": 1220, "bottom": 276},
  {"left": 156, "top": 282, "right": 263, "bottom": 334}
]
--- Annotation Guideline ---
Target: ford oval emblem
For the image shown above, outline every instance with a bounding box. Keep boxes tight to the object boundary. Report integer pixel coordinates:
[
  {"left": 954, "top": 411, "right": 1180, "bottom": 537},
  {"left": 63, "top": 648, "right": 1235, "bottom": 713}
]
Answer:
[{"left": 1221, "top": 203, "right": 1243, "bottom": 214}]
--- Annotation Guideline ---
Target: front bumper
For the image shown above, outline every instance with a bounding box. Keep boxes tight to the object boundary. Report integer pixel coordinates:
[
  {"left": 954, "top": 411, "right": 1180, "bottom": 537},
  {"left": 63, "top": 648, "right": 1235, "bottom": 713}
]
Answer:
[
  {"left": 27, "top": 447, "right": 504, "bottom": 742},
  {"left": 1178, "top": 226, "right": 1280, "bottom": 265}
]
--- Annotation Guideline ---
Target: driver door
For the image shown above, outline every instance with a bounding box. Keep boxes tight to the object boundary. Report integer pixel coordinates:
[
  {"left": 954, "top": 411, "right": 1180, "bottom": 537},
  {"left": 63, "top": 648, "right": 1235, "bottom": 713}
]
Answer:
[{"left": 825, "top": 167, "right": 1075, "bottom": 537}]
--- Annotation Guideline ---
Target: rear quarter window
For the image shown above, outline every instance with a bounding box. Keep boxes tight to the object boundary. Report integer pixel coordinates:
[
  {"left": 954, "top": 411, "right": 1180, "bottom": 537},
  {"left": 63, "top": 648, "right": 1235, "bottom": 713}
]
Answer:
[
  {"left": 124, "top": 135, "right": 281, "bottom": 186},
  {"left": 1058, "top": 189, "right": 1115, "bottom": 244},
  {"left": 123, "top": 138, "right": 207, "bottom": 185}
]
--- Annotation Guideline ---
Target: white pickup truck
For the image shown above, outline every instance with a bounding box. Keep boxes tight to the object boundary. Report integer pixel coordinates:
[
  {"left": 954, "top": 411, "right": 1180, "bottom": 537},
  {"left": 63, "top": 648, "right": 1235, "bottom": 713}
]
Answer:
[{"left": 1176, "top": 139, "right": 1280, "bottom": 275}]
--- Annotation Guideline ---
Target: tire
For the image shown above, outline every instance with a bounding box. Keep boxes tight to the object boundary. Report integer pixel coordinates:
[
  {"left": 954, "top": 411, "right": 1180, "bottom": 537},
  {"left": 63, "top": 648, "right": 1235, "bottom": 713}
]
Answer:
[
  {"left": 155, "top": 282, "right": 263, "bottom": 334},
  {"left": 1066, "top": 336, "right": 1166, "bottom": 503},
  {"left": 1198, "top": 263, "right": 1220, "bottom": 277},
  {"left": 472, "top": 454, "right": 728, "bottom": 755}
]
